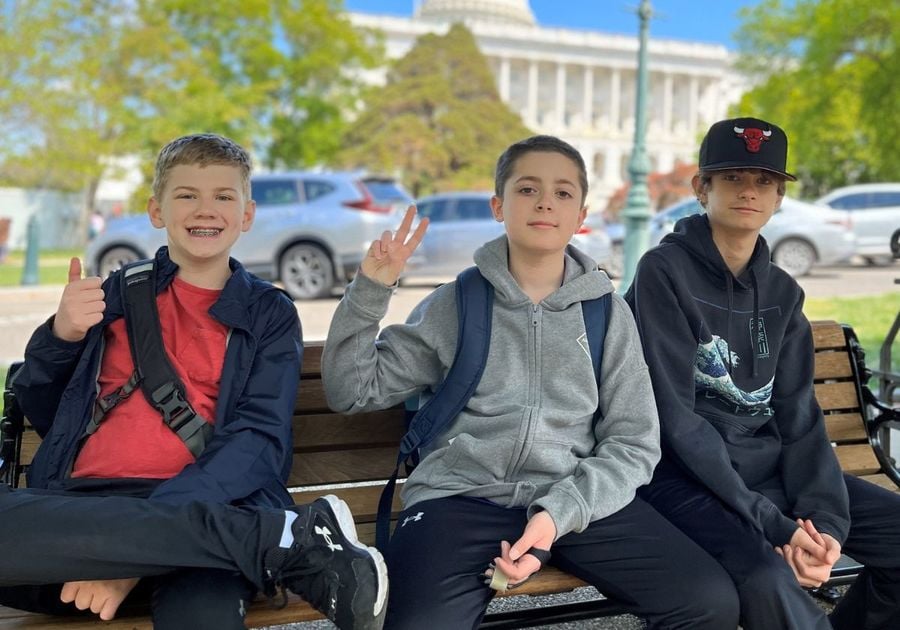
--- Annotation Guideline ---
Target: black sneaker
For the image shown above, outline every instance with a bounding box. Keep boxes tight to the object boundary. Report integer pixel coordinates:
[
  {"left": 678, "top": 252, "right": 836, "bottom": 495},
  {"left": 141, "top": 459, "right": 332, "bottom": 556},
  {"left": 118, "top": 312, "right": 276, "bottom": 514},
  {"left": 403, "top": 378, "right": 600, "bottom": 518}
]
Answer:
[{"left": 264, "top": 495, "right": 388, "bottom": 630}]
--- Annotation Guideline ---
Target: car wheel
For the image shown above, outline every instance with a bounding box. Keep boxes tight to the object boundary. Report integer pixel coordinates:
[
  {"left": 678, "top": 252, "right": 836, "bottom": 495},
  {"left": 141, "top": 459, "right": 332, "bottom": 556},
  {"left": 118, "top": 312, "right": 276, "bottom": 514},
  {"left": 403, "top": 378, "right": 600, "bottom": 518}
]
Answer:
[
  {"left": 97, "top": 246, "right": 141, "bottom": 277},
  {"left": 603, "top": 242, "right": 624, "bottom": 278},
  {"left": 772, "top": 238, "right": 816, "bottom": 277},
  {"left": 891, "top": 229, "right": 900, "bottom": 259},
  {"left": 279, "top": 243, "right": 335, "bottom": 300}
]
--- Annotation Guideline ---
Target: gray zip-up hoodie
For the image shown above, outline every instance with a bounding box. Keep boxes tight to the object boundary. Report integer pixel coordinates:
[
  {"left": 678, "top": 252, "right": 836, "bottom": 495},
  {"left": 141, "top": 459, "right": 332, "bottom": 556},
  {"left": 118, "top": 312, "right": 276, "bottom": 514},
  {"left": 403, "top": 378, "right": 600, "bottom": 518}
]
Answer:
[{"left": 322, "top": 236, "right": 660, "bottom": 539}]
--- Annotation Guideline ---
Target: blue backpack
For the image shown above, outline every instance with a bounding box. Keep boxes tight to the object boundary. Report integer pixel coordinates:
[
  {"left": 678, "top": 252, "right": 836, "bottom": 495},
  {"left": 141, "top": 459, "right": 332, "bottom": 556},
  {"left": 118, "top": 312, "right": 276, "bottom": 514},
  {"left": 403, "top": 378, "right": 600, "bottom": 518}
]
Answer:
[{"left": 375, "top": 266, "right": 612, "bottom": 550}]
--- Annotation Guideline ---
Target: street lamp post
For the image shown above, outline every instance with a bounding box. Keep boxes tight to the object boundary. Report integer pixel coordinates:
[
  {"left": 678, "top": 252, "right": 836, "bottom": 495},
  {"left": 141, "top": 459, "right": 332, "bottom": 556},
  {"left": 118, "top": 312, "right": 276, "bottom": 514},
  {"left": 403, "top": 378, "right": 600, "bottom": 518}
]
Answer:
[{"left": 619, "top": 0, "right": 653, "bottom": 292}]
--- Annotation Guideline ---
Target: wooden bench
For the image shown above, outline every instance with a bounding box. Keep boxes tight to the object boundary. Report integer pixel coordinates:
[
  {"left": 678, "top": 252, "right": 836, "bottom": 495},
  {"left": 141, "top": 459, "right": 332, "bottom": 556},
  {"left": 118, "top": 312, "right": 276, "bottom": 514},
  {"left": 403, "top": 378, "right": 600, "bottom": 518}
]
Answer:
[{"left": 0, "top": 320, "right": 897, "bottom": 629}]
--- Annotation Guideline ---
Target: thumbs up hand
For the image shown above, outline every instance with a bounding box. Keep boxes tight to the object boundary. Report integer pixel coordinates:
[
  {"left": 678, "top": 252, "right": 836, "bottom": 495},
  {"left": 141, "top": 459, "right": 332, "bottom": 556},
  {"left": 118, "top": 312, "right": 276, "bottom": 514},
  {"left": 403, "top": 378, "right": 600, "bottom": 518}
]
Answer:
[{"left": 52, "top": 258, "right": 105, "bottom": 342}]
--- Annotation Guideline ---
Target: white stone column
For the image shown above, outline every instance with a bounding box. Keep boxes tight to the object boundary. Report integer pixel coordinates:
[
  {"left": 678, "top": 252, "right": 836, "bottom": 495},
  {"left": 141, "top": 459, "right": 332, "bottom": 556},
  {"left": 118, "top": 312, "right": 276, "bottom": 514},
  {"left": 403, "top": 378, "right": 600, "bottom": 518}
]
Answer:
[
  {"left": 610, "top": 69, "right": 621, "bottom": 132},
  {"left": 499, "top": 57, "right": 511, "bottom": 102},
  {"left": 582, "top": 65, "right": 594, "bottom": 130},
  {"left": 663, "top": 73, "right": 673, "bottom": 135},
  {"left": 689, "top": 76, "right": 699, "bottom": 138},
  {"left": 556, "top": 63, "right": 567, "bottom": 128},
  {"left": 604, "top": 147, "right": 621, "bottom": 184},
  {"left": 528, "top": 61, "right": 539, "bottom": 126}
]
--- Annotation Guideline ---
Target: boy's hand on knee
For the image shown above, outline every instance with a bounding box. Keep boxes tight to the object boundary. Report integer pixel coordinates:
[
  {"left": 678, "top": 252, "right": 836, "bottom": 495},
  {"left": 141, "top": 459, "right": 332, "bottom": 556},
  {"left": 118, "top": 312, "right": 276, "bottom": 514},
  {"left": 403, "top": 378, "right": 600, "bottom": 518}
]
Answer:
[
  {"left": 52, "top": 258, "right": 105, "bottom": 342},
  {"left": 492, "top": 511, "right": 556, "bottom": 585},
  {"left": 775, "top": 519, "right": 842, "bottom": 588},
  {"left": 60, "top": 578, "right": 140, "bottom": 621},
  {"left": 359, "top": 206, "right": 428, "bottom": 287}
]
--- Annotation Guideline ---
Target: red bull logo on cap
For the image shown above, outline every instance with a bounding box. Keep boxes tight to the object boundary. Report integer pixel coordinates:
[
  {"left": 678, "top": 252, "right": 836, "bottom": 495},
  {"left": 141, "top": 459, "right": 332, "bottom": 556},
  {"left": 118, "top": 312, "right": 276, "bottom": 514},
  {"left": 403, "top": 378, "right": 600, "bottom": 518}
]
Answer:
[{"left": 733, "top": 126, "right": 772, "bottom": 153}]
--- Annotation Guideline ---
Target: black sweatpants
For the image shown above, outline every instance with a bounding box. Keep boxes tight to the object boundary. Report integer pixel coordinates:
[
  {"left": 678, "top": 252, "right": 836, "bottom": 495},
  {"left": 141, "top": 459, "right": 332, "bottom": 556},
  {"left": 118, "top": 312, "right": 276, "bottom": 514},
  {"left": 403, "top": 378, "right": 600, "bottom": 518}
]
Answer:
[
  {"left": 641, "top": 464, "right": 900, "bottom": 630},
  {"left": 0, "top": 484, "right": 284, "bottom": 626},
  {"left": 384, "top": 495, "right": 740, "bottom": 630}
]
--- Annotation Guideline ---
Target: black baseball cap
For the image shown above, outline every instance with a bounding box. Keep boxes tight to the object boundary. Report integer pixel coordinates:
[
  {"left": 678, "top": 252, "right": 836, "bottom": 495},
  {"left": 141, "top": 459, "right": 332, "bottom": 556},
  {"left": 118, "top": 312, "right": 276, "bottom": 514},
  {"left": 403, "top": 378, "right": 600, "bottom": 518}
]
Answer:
[{"left": 699, "top": 117, "right": 797, "bottom": 181}]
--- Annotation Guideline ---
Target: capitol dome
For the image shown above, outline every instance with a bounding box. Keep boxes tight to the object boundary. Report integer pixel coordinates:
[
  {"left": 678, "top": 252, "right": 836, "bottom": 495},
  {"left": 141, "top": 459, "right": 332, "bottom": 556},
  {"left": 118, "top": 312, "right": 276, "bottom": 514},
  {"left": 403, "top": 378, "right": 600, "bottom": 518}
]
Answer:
[{"left": 414, "top": 0, "right": 536, "bottom": 27}]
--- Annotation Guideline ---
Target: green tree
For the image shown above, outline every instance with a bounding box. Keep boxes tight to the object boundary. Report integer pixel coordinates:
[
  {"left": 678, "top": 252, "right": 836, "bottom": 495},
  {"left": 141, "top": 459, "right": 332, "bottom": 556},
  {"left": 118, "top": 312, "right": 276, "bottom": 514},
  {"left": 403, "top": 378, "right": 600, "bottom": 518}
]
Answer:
[
  {"left": 735, "top": 0, "right": 900, "bottom": 197},
  {"left": 0, "top": 0, "right": 379, "bottom": 240},
  {"left": 337, "top": 23, "right": 531, "bottom": 197}
]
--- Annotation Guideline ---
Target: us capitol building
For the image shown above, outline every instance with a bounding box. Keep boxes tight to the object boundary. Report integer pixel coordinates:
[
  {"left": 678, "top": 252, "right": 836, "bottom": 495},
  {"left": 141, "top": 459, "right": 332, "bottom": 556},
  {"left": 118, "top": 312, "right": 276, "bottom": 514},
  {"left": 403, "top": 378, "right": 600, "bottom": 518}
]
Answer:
[{"left": 349, "top": 0, "right": 744, "bottom": 207}]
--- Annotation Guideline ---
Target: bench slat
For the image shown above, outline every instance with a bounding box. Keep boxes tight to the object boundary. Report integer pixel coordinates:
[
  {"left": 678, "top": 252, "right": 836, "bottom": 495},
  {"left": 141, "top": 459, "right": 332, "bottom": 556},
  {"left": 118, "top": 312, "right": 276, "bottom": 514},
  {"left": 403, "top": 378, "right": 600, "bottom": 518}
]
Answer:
[
  {"left": 824, "top": 412, "right": 869, "bottom": 443},
  {"left": 294, "top": 410, "right": 406, "bottom": 451},
  {"left": 289, "top": 447, "right": 400, "bottom": 486},
  {"left": 834, "top": 444, "right": 882, "bottom": 476},
  {"left": 811, "top": 321, "right": 847, "bottom": 350},
  {"left": 814, "top": 382, "right": 861, "bottom": 412},
  {"left": 814, "top": 351, "right": 854, "bottom": 381}
]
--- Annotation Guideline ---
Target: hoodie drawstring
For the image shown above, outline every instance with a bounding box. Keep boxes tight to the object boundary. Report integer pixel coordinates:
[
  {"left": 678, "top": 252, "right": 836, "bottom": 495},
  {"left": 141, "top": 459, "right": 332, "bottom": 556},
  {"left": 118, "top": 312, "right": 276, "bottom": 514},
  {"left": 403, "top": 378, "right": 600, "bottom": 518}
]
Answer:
[
  {"left": 750, "top": 270, "right": 760, "bottom": 378},
  {"left": 725, "top": 274, "right": 734, "bottom": 375}
]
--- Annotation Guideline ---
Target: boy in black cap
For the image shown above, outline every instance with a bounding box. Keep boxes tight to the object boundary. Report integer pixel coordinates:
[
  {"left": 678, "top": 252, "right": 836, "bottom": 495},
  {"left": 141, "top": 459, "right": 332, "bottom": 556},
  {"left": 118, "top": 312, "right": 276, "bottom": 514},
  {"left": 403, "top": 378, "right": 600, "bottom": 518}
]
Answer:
[{"left": 625, "top": 117, "right": 900, "bottom": 629}]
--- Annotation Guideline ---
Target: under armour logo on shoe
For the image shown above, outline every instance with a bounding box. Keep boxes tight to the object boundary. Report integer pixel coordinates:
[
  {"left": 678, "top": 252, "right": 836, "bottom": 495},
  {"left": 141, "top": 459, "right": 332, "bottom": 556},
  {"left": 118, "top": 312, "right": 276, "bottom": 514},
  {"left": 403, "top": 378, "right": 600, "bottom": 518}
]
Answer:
[
  {"left": 314, "top": 525, "right": 344, "bottom": 551},
  {"left": 402, "top": 512, "right": 424, "bottom": 527}
]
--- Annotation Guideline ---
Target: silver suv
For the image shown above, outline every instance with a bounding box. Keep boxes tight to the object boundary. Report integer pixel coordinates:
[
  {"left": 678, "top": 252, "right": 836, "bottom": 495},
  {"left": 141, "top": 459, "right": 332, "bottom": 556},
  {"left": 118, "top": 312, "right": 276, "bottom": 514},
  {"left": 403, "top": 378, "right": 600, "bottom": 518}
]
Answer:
[
  {"left": 816, "top": 183, "right": 900, "bottom": 265},
  {"left": 85, "top": 172, "right": 412, "bottom": 299}
]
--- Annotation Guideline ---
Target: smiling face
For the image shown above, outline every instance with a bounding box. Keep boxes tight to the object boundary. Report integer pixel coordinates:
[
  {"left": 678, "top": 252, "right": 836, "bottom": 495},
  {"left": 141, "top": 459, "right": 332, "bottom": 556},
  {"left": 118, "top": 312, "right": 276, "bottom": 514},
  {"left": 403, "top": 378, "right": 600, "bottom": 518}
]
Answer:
[
  {"left": 147, "top": 163, "right": 255, "bottom": 282},
  {"left": 490, "top": 150, "right": 587, "bottom": 258},
  {"left": 695, "top": 168, "right": 785, "bottom": 236}
]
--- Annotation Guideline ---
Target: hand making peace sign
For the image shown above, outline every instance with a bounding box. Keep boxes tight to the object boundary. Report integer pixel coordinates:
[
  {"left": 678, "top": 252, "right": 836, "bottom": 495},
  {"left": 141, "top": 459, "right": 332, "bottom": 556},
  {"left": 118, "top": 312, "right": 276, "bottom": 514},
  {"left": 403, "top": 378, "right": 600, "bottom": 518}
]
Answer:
[{"left": 359, "top": 206, "right": 429, "bottom": 287}]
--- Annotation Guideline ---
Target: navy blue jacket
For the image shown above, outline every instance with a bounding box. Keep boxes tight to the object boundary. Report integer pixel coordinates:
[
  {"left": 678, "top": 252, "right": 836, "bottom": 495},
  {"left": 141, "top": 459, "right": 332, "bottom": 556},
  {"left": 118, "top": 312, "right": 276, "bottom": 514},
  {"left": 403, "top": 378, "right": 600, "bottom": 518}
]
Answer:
[{"left": 14, "top": 247, "right": 302, "bottom": 509}]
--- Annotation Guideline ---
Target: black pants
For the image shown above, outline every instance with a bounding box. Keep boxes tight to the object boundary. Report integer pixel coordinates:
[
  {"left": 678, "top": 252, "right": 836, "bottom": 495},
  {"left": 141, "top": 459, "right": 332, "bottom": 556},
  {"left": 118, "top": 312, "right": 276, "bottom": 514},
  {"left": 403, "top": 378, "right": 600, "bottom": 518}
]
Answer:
[
  {"left": 0, "top": 484, "right": 284, "bottom": 627},
  {"left": 641, "top": 465, "right": 900, "bottom": 630},
  {"left": 384, "top": 495, "right": 739, "bottom": 630}
]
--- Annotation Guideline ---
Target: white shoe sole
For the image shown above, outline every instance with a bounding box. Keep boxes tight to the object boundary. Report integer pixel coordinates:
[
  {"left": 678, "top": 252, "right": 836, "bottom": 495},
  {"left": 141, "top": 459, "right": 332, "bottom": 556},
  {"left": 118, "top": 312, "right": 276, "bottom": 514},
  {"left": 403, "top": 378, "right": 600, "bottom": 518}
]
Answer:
[{"left": 320, "top": 494, "right": 389, "bottom": 620}]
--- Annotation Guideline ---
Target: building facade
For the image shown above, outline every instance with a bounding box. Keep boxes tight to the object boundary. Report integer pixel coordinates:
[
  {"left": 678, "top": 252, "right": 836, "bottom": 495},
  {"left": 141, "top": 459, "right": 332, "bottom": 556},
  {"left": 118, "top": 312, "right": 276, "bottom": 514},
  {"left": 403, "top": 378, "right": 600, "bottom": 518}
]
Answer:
[{"left": 350, "top": 0, "right": 744, "bottom": 208}]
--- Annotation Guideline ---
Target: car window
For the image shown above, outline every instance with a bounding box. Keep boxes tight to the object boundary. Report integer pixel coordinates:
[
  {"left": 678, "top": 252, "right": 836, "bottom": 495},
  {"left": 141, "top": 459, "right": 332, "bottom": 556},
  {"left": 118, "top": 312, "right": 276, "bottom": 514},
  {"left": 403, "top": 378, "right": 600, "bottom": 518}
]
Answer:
[
  {"left": 303, "top": 180, "right": 336, "bottom": 202},
  {"left": 362, "top": 179, "right": 410, "bottom": 203},
  {"left": 456, "top": 197, "right": 492, "bottom": 220},
  {"left": 417, "top": 200, "right": 451, "bottom": 223},
  {"left": 868, "top": 192, "right": 900, "bottom": 209},
  {"left": 826, "top": 192, "right": 869, "bottom": 210},
  {"left": 253, "top": 180, "right": 300, "bottom": 205}
]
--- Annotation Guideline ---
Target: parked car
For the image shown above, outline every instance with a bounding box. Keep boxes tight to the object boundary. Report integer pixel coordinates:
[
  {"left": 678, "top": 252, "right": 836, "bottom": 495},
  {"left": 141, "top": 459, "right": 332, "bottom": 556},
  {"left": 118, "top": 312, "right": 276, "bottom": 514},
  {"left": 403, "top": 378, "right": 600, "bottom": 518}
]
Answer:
[
  {"left": 815, "top": 183, "right": 900, "bottom": 264},
  {"left": 402, "top": 191, "right": 613, "bottom": 280},
  {"left": 85, "top": 172, "right": 413, "bottom": 299},
  {"left": 648, "top": 197, "right": 855, "bottom": 277}
]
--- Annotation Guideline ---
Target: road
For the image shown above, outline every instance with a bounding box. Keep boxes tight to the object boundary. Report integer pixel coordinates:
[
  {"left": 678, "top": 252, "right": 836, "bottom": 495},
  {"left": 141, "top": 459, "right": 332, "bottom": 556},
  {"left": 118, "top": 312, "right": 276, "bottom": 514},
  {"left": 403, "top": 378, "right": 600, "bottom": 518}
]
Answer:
[{"left": 0, "top": 264, "right": 895, "bottom": 364}]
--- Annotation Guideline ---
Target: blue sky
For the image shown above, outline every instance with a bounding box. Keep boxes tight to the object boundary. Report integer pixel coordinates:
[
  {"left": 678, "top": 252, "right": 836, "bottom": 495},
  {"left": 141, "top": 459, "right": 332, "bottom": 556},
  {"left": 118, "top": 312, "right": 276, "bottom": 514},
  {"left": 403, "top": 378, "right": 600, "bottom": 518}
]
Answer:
[{"left": 343, "top": 1, "right": 758, "bottom": 49}]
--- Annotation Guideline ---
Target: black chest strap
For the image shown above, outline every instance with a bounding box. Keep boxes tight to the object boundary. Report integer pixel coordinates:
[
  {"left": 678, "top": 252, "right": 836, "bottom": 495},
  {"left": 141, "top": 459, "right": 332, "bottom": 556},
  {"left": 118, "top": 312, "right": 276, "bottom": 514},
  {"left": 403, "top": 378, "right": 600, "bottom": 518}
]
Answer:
[{"left": 84, "top": 261, "right": 213, "bottom": 458}]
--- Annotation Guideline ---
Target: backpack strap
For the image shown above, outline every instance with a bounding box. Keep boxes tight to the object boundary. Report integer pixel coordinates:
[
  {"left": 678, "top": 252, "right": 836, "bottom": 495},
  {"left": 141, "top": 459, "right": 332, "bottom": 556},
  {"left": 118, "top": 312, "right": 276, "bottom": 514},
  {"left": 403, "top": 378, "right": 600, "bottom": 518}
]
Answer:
[
  {"left": 582, "top": 292, "right": 613, "bottom": 422},
  {"left": 83, "top": 261, "right": 213, "bottom": 458},
  {"left": 376, "top": 266, "right": 493, "bottom": 550}
]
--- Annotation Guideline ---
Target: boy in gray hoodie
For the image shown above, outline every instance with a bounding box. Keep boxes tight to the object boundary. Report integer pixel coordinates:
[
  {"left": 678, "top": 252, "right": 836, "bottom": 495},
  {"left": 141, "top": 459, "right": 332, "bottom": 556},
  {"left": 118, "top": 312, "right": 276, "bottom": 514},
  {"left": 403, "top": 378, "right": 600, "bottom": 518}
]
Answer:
[{"left": 323, "top": 136, "right": 739, "bottom": 630}]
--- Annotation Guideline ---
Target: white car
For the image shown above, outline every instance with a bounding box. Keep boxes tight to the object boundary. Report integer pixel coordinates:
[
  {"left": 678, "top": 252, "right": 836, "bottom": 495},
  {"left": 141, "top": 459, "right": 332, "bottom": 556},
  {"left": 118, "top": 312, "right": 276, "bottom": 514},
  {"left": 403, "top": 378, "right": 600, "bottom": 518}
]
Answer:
[
  {"left": 816, "top": 183, "right": 900, "bottom": 264},
  {"left": 650, "top": 197, "right": 855, "bottom": 277},
  {"left": 403, "top": 191, "right": 613, "bottom": 280},
  {"left": 85, "top": 172, "right": 412, "bottom": 299}
]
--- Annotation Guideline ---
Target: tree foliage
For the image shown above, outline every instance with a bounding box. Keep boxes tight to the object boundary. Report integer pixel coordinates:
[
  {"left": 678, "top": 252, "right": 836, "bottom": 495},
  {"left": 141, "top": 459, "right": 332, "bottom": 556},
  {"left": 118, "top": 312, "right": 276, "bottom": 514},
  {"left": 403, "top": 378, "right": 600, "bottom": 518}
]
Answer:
[
  {"left": 734, "top": 0, "right": 900, "bottom": 196},
  {"left": 337, "top": 23, "right": 531, "bottom": 198},
  {"left": 0, "top": 0, "right": 379, "bottom": 237}
]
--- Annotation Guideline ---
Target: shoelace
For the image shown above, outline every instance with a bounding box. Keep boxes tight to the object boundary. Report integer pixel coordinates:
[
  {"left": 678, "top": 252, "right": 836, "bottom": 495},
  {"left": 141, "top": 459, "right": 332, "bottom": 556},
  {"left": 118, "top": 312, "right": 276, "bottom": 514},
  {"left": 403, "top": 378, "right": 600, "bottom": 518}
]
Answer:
[{"left": 266, "top": 544, "right": 335, "bottom": 610}]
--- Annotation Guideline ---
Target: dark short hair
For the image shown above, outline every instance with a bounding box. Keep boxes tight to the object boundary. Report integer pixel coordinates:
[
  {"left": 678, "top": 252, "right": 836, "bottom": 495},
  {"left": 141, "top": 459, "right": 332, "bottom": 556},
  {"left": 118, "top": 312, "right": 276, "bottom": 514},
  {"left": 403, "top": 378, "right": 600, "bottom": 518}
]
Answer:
[
  {"left": 152, "top": 133, "right": 252, "bottom": 199},
  {"left": 494, "top": 135, "right": 588, "bottom": 205}
]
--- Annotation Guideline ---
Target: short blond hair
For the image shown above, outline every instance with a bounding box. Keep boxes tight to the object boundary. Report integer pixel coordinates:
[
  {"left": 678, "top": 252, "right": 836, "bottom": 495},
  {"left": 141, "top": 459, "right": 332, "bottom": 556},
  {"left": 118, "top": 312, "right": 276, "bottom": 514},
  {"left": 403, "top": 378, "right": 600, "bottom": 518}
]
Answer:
[{"left": 152, "top": 134, "right": 252, "bottom": 199}]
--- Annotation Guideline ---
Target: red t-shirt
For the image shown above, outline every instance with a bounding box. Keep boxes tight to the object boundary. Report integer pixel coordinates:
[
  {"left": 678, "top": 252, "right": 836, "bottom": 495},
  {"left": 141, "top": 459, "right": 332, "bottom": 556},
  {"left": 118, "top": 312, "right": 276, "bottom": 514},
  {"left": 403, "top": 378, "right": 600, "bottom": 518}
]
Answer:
[{"left": 72, "top": 277, "right": 228, "bottom": 479}]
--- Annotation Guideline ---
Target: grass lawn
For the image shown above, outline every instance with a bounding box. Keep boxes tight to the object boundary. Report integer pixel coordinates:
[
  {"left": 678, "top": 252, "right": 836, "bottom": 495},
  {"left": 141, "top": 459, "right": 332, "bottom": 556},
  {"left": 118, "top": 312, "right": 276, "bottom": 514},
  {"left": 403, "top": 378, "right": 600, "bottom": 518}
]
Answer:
[{"left": 0, "top": 249, "right": 82, "bottom": 286}]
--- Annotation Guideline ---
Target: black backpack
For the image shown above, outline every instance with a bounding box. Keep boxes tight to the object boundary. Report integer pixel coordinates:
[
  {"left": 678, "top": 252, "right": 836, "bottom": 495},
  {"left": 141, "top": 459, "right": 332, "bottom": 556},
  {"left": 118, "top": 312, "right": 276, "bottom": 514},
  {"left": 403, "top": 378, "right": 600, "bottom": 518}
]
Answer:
[{"left": 82, "top": 260, "right": 213, "bottom": 458}]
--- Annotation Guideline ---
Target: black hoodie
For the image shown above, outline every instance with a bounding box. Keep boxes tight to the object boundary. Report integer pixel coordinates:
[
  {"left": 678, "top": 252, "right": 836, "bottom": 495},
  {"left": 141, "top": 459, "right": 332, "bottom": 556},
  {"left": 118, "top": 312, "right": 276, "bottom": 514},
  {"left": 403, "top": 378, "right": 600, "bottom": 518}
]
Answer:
[{"left": 625, "top": 214, "right": 850, "bottom": 546}]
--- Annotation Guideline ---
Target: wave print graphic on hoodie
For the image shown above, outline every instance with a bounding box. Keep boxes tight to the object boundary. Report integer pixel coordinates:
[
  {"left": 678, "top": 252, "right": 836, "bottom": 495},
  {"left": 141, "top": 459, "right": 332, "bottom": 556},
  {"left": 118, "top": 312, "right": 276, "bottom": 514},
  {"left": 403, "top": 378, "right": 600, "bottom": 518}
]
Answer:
[{"left": 695, "top": 335, "right": 773, "bottom": 411}]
